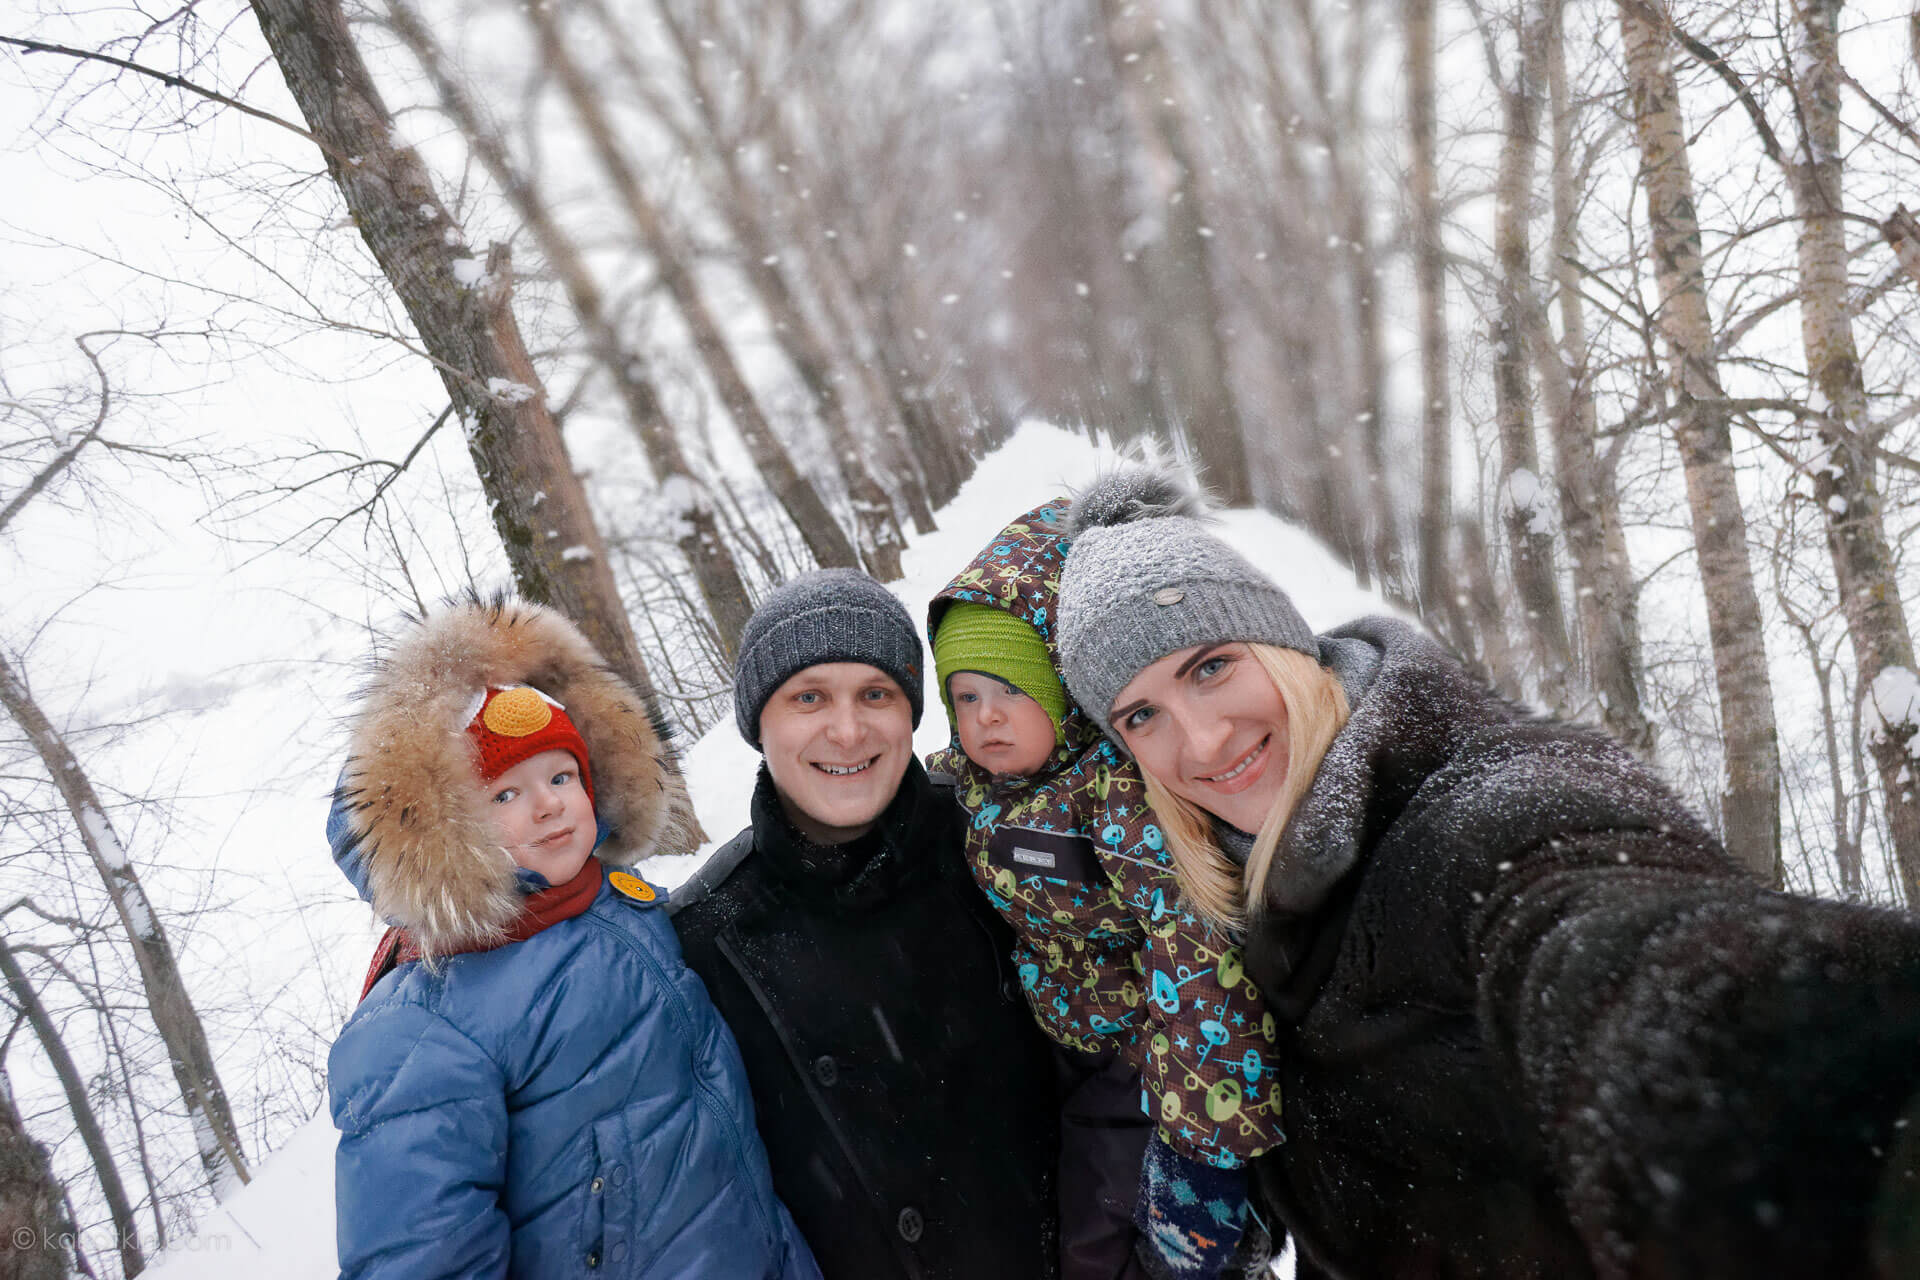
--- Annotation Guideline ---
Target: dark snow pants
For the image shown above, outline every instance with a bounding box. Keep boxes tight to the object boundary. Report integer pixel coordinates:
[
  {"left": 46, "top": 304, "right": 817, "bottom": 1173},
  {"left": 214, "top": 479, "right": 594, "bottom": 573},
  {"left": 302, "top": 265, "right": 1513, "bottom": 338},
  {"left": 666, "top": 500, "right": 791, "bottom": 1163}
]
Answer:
[{"left": 1056, "top": 1046, "right": 1153, "bottom": 1280}]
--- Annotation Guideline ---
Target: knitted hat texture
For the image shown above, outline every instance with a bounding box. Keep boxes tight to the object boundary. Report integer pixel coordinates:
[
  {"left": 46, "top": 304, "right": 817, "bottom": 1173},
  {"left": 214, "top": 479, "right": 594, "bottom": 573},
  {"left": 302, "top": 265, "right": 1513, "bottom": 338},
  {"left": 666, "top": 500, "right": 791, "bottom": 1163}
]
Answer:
[
  {"left": 932, "top": 601, "right": 1069, "bottom": 740},
  {"left": 465, "top": 684, "right": 596, "bottom": 806},
  {"left": 733, "top": 568, "right": 925, "bottom": 747},
  {"left": 1056, "top": 467, "right": 1317, "bottom": 742}
]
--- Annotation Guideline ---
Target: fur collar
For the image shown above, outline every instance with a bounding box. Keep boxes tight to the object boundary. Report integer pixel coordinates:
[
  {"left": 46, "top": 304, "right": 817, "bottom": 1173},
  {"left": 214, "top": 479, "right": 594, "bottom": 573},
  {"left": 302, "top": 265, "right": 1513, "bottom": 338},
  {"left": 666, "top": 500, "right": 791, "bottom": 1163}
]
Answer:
[
  {"left": 336, "top": 597, "right": 691, "bottom": 957},
  {"left": 1262, "top": 616, "right": 1695, "bottom": 919},
  {"left": 1262, "top": 617, "right": 1509, "bottom": 916}
]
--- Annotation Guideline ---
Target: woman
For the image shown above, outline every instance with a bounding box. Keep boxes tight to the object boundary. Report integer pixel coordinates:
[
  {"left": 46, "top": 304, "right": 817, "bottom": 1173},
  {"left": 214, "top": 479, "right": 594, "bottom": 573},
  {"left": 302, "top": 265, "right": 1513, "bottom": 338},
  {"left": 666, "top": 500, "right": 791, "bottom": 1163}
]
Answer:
[{"left": 1051, "top": 467, "right": 1920, "bottom": 1280}]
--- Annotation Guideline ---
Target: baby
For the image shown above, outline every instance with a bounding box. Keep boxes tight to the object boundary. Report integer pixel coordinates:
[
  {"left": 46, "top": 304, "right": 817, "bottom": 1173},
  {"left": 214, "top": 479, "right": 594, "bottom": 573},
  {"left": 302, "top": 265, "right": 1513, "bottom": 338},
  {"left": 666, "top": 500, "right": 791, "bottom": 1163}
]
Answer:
[
  {"left": 326, "top": 598, "right": 819, "bottom": 1280},
  {"left": 928, "top": 502, "right": 1281, "bottom": 1280}
]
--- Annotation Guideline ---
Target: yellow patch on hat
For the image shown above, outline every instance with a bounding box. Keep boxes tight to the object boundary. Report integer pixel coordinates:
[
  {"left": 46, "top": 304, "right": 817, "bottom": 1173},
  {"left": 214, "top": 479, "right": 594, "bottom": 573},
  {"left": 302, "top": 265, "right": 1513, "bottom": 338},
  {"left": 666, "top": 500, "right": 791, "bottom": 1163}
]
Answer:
[
  {"left": 608, "top": 871, "right": 657, "bottom": 903},
  {"left": 484, "top": 686, "right": 553, "bottom": 737}
]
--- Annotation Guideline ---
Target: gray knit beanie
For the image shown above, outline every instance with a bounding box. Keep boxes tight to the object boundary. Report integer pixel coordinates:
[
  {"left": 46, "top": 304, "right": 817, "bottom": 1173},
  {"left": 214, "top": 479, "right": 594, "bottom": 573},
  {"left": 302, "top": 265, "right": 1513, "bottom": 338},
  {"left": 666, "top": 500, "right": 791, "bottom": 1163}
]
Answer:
[
  {"left": 733, "top": 568, "right": 925, "bottom": 747},
  {"left": 1056, "top": 467, "right": 1318, "bottom": 742}
]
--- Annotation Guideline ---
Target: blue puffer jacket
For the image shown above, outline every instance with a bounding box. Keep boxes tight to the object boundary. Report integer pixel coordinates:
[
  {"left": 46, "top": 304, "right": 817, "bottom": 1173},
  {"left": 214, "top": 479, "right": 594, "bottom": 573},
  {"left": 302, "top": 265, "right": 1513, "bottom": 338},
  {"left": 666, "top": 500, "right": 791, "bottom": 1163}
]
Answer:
[
  {"left": 333, "top": 867, "right": 818, "bottom": 1279},
  {"left": 326, "top": 599, "right": 820, "bottom": 1280}
]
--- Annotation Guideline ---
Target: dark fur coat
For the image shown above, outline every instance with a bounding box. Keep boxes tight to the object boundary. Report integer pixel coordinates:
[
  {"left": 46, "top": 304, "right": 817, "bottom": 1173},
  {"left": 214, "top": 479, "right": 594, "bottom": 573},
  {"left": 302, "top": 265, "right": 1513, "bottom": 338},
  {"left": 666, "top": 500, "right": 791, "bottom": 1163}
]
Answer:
[{"left": 1247, "top": 616, "right": 1920, "bottom": 1280}]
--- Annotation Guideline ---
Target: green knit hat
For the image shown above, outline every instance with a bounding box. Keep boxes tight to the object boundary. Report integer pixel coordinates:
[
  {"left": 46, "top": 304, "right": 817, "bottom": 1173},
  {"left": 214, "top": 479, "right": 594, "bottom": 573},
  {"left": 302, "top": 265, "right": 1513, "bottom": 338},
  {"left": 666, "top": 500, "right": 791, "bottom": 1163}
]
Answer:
[{"left": 933, "top": 602, "right": 1069, "bottom": 743}]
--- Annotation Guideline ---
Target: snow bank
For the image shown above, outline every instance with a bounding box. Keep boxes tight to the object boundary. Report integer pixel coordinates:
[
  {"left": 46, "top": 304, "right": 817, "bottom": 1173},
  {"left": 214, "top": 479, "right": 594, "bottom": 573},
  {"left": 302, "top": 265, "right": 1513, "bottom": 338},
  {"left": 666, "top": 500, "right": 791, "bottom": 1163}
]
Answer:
[
  {"left": 145, "top": 1112, "right": 337, "bottom": 1279},
  {"left": 161, "top": 420, "right": 1372, "bottom": 1275}
]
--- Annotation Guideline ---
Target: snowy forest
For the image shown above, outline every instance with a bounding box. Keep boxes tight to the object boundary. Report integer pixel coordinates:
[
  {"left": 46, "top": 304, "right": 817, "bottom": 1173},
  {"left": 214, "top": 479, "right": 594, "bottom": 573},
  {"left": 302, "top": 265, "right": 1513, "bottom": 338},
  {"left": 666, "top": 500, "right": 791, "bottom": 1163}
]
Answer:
[{"left": 4, "top": 0, "right": 1920, "bottom": 1272}]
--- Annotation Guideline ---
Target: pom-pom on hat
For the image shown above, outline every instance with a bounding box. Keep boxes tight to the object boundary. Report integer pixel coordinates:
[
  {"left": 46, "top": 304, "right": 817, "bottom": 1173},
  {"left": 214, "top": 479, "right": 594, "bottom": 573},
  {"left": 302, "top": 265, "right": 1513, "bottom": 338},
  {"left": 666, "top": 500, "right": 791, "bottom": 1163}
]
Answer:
[
  {"left": 932, "top": 602, "right": 1069, "bottom": 744},
  {"left": 466, "top": 684, "right": 595, "bottom": 806},
  {"left": 1056, "top": 465, "right": 1318, "bottom": 744}
]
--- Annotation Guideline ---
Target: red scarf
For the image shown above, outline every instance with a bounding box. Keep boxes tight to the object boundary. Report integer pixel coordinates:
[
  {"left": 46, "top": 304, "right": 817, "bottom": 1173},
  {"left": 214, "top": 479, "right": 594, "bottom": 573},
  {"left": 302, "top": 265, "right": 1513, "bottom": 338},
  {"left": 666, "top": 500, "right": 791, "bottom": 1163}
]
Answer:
[{"left": 358, "top": 857, "right": 605, "bottom": 1001}]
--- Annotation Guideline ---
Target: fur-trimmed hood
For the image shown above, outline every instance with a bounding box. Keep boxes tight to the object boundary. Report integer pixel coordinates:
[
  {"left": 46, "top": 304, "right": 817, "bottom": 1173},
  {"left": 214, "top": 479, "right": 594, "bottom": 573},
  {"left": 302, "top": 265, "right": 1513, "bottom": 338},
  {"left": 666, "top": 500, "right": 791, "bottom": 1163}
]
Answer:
[{"left": 333, "top": 596, "right": 690, "bottom": 957}]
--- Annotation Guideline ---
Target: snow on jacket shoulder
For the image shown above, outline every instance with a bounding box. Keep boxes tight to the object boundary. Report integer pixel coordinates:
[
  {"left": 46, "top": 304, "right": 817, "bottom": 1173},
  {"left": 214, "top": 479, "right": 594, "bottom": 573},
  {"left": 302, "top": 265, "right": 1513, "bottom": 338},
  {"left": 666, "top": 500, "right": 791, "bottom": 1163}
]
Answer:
[{"left": 325, "top": 598, "right": 816, "bottom": 1280}]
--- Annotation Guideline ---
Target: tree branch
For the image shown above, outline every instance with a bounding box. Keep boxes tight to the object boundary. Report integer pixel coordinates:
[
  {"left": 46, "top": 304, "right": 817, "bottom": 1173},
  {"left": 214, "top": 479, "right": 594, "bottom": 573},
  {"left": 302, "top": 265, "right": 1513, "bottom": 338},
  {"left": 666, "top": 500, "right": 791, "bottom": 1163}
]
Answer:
[
  {"left": 1839, "top": 69, "right": 1920, "bottom": 156},
  {"left": 0, "top": 334, "right": 113, "bottom": 538},
  {"left": 1627, "top": 1, "right": 1784, "bottom": 167},
  {"left": 1, "top": 34, "right": 318, "bottom": 145}
]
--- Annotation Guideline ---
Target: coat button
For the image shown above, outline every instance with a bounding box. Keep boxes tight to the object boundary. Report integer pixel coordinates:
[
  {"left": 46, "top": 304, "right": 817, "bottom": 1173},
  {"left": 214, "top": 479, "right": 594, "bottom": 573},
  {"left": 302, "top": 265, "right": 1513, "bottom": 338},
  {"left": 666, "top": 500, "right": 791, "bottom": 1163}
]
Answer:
[
  {"left": 586, "top": 1249, "right": 600, "bottom": 1269},
  {"left": 813, "top": 1054, "right": 839, "bottom": 1086},
  {"left": 609, "top": 1242, "right": 629, "bottom": 1264},
  {"left": 590, "top": 1176, "right": 604, "bottom": 1194},
  {"left": 610, "top": 1163, "right": 627, "bottom": 1187},
  {"left": 1000, "top": 979, "right": 1018, "bottom": 1002},
  {"left": 897, "top": 1206, "right": 924, "bottom": 1243}
]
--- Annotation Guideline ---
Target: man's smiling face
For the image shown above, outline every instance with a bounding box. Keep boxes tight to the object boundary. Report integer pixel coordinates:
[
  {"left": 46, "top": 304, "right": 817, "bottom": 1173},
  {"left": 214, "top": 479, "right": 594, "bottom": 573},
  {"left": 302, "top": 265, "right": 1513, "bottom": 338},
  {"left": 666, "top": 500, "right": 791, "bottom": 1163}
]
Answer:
[{"left": 758, "top": 662, "right": 914, "bottom": 844}]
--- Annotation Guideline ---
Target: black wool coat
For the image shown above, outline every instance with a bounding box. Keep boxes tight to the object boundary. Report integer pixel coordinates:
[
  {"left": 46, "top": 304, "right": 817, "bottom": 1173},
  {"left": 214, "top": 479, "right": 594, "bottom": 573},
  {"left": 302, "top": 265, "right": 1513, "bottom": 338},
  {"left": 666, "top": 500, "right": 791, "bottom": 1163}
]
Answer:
[
  {"left": 670, "top": 758, "right": 1060, "bottom": 1280},
  {"left": 1247, "top": 616, "right": 1920, "bottom": 1280}
]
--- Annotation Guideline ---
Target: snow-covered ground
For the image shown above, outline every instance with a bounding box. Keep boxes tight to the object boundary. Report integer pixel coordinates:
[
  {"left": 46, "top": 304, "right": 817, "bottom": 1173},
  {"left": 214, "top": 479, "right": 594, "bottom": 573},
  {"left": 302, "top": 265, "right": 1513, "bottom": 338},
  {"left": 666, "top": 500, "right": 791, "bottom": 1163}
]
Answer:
[{"left": 149, "top": 421, "right": 1388, "bottom": 1276}]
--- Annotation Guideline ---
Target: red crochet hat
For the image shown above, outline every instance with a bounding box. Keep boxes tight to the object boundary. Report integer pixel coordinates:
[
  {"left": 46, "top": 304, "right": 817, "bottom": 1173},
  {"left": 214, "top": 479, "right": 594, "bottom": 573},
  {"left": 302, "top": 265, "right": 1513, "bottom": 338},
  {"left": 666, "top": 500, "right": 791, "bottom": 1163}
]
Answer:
[{"left": 464, "top": 685, "right": 595, "bottom": 807}]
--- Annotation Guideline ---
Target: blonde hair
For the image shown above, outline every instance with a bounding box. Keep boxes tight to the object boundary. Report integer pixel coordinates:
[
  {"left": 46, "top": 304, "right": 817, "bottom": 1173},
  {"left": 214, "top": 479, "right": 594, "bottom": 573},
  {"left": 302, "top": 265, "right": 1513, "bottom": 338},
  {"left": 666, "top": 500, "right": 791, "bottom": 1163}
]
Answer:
[{"left": 1137, "top": 645, "right": 1349, "bottom": 934}]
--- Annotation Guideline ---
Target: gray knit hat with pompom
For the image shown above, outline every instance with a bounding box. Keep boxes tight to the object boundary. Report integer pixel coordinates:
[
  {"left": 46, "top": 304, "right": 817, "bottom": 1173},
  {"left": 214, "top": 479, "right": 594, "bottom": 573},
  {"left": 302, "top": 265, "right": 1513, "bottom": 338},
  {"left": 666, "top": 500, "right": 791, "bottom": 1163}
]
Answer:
[{"left": 1056, "top": 466, "right": 1318, "bottom": 742}]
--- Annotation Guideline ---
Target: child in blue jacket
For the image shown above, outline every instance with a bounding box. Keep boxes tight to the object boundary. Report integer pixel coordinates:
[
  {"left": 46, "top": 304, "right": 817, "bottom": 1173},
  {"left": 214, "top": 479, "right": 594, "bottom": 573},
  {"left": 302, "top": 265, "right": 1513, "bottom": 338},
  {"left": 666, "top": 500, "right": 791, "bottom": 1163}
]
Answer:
[{"left": 327, "top": 597, "right": 819, "bottom": 1280}]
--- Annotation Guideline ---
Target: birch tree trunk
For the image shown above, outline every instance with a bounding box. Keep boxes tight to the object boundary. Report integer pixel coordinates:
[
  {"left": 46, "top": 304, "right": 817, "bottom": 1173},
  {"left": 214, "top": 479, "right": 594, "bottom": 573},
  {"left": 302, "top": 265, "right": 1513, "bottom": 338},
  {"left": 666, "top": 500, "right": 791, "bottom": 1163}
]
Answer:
[
  {"left": 1544, "top": 0, "right": 1651, "bottom": 752},
  {"left": 523, "top": 4, "right": 859, "bottom": 576},
  {"left": 1287, "top": 0, "right": 1382, "bottom": 583},
  {"left": 1618, "top": 0, "right": 1781, "bottom": 882},
  {"left": 1099, "top": 0, "right": 1254, "bottom": 507},
  {"left": 1788, "top": 0, "right": 1920, "bottom": 898},
  {"left": 0, "top": 1062, "right": 82, "bottom": 1280},
  {"left": 0, "top": 653, "right": 247, "bottom": 1204},
  {"left": 1339, "top": 0, "right": 1405, "bottom": 591},
  {"left": 381, "top": 0, "right": 756, "bottom": 658},
  {"left": 1408, "top": 0, "right": 1459, "bottom": 634},
  {"left": 1493, "top": 9, "right": 1574, "bottom": 700}
]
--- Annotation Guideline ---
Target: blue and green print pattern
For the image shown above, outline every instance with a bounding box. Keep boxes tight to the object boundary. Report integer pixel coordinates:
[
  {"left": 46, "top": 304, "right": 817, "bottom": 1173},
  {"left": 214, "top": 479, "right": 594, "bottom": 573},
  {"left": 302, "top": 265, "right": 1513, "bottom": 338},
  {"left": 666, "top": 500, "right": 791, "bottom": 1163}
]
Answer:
[{"left": 927, "top": 499, "right": 1284, "bottom": 1168}]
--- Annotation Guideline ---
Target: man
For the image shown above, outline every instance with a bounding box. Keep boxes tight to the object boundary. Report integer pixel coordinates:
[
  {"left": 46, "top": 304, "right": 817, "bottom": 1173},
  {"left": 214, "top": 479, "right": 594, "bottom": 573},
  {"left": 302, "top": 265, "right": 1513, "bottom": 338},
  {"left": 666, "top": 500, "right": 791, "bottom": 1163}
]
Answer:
[{"left": 670, "top": 569, "right": 1060, "bottom": 1280}]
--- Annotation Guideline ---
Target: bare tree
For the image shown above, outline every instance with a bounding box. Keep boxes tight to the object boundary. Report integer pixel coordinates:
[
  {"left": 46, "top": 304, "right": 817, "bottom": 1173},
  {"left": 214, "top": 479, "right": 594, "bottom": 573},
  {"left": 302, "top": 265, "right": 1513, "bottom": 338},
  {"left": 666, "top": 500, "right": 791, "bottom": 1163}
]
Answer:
[
  {"left": 376, "top": 0, "right": 758, "bottom": 657},
  {"left": 1785, "top": 0, "right": 1920, "bottom": 897},
  {"left": 1098, "top": 0, "right": 1253, "bottom": 507},
  {"left": 1541, "top": 0, "right": 1651, "bottom": 752},
  {"left": 1408, "top": 0, "right": 1457, "bottom": 633},
  {"left": 0, "top": 652, "right": 249, "bottom": 1200},
  {"left": 1489, "top": 3, "right": 1575, "bottom": 699},
  {"left": 1283, "top": 0, "right": 1383, "bottom": 580},
  {"left": 1616, "top": 0, "right": 1781, "bottom": 881},
  {"left": 619, "top": 0, "right": 910, "bottom": 579},
  {"left": 0, "top": 932, "right": 143, "bottom": 1277},
  {"left": 1336, "top": 0, "right": 1404, "bottom": 591},
  {"left": 521, "top": 1, "right": 861, "bottom": 576},
  {"left": 0, "top": 1063, "right": 77, "bottom": 1280},
  {"left": 247, "top": 0, "right": 702, "bottom": 844}
]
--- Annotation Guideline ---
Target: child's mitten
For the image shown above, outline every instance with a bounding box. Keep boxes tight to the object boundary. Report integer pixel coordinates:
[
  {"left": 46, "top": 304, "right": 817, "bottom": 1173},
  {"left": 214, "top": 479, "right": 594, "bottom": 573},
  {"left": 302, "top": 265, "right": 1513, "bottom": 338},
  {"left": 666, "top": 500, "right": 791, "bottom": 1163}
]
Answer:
[{"left": 1131, "top": 1133, "right": 1249, "bottom": 1279}]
